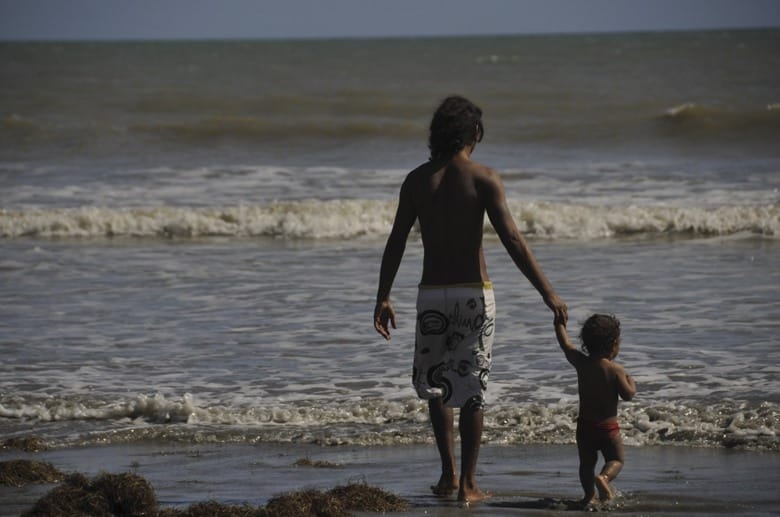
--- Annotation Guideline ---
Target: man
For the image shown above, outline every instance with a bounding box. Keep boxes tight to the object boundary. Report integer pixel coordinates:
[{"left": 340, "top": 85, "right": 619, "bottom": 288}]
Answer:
[{"left": 374, "top": 95, "right": 567, "bottom": 503}]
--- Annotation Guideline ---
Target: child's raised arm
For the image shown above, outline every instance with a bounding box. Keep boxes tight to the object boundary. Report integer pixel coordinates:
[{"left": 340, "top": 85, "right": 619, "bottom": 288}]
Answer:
[{"left": 555, "top": 320, "right": 583, "bottom": 367}]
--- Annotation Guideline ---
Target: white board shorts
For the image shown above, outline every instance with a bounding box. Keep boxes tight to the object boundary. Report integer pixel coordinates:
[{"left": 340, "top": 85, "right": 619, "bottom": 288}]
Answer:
[{"left": 412, "top": 282, "right": 495, "bottom": 409}]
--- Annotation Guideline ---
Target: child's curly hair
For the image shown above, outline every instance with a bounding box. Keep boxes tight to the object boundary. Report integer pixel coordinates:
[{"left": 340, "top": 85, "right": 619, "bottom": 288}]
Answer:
[
  {"left": 580, "top": 314, "right": 621, "bottom": 358},
  {"left": 428, "top": 95, "right": 484, "bottom": 160}
]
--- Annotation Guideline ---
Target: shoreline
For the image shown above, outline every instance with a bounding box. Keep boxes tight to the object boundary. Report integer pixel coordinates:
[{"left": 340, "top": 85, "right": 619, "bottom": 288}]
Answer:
[{"left": 2, "top": 442, "right": 779, "bottom": 516}]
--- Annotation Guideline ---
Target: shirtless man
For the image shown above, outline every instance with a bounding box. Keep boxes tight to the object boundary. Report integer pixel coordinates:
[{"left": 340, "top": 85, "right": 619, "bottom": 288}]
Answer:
[{"left": 374, "top": 95, "right": 567, "bottom": 503}]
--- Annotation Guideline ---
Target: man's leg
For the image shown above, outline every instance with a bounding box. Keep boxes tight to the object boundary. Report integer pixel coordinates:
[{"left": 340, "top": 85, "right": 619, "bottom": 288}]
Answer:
[
  {"left": 458, "top": 403, "right": 488, "bottom": 502},
  {"left": 429, "top": 397, "right": 458, "bottom": 495}
]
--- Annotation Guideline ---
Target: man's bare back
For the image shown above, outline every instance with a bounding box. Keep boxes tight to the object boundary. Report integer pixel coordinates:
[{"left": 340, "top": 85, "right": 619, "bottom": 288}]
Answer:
[
  {"left": 404, "top": 153, "right": 491, "bottom": 285},
  {"left": 381, "top": 145, "right": 565, "bottom": 305}
]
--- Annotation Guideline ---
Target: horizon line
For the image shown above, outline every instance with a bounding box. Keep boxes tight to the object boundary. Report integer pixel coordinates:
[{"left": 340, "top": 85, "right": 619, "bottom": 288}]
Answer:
[{"left": 1, "top": 25, "right": 778, "bottom": 44}]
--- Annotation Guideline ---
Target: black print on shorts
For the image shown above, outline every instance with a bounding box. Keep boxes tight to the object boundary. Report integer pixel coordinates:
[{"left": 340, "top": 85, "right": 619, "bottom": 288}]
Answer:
[
  {"left": 479, "top": 369, "right": 490, "bottom": 390},
  {"left": 456, "top": 360, "right": 472, "bottom": 377},
  {"left": 418, "top": 310, "right": 448, "bottom": 335},
  {"left": 446, "top": 332, "right": 464, "bottom": 351},
  {"left": 448, "top": 298, "right": 492, "bottom": 335},
  {"left": 414, "top": 338, "right": 431, "bottom": 355},
  {"left": 464, "top": 395, "right": 485, "bottom": 410},
  {"left": 428, "top": 362, "right": 452, "bottom": 404}
]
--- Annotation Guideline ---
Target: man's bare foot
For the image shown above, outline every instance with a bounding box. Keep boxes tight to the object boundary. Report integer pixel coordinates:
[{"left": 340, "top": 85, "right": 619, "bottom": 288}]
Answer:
[
  {"left": 596, "top": 474, "right": 614, "bottom": 501},
  {"left": 457, "top": 487, "right": 491, "bottom": 504},
  {"left": 579, "top": 494, "right": 597, "bottom": 505},
  {"left": 430, "top": 474, "right": 458, "bottom": 496}
]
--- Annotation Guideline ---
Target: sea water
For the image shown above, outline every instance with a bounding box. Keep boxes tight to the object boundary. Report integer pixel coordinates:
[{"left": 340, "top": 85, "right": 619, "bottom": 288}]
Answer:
[{"left": 1, "top": 30, "right": 778, "bottom": 452}]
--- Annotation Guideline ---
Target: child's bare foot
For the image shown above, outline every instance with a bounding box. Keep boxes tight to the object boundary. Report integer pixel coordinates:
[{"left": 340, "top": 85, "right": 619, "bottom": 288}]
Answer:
[
  {"left": 596, "top": 474, "right": 614, "bottom": 501},
  {"left": 430, "top": 474, "right": 458, "bottom": 496}
]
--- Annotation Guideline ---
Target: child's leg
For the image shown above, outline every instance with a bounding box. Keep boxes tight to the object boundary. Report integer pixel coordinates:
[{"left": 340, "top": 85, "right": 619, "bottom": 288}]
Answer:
[
  {"left": 576, "top": 434, "right": 598, "bottom": 504},
  {"left": 596, "top": 434, "right": 625, "bottom": 501}
]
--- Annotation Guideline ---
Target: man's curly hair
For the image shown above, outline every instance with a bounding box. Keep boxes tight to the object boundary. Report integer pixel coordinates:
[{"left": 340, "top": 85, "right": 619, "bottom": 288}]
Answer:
[
  {"left": 580, "top": 314, "right": 621, "bottom": 358},
  {"left": 428, "top": 95, "right": 484, "bottom": 160}
]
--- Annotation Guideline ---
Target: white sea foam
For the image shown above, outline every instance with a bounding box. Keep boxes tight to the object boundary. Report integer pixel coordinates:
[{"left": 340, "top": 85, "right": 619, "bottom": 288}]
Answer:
[
  {"left": 1, "top": 201, "right": 777, "bottom": 240},
  {"left": 1, "top": 393, "right": 776, "bottom": 450}
]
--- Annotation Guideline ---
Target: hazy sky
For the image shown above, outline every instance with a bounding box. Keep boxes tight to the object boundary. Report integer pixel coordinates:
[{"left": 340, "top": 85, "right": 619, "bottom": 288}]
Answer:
[{"left": 1, "top": 0, "right": 779, "bottom": 40}]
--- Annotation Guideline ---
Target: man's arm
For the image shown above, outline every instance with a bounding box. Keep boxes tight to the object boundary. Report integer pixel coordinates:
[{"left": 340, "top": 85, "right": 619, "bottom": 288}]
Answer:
[
  {"left": 481, "top": 168, "right": 567, "bottom": 323},
  {"left": 374, "top": 178, "right": 417, "bottom": 340}
]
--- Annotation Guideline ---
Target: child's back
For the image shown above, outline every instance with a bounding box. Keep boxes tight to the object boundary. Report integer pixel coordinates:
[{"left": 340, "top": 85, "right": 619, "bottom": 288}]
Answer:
[{"left": 573, "top": 354, "right": 633, "bottom": 423}]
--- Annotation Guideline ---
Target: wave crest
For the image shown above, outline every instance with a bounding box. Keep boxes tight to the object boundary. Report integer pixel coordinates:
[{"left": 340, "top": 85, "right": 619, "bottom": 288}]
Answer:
[
  {"left": 1, "top": 394, "right": 776, "bottom": 450},
  {"left": 658, "top": 102, "right": 780, "bottom": 139},
  {"left": 0, "top": 201, "right": 396, "bottom": 240},
  {"left": 1, "top": 201, "right": 777, "bottom": 240},
  {"left": 506, "top": 201, "right": 779, "bottom": 239}
]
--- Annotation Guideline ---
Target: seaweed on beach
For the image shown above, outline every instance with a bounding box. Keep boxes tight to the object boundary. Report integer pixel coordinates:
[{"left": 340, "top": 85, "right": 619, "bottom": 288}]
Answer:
[
  {"left": 22, "top": 473, "right": 109, "bottom": 516},
  {"left": 264, "top": 489, "right": 348, "bottom": 517},
  {"left": 2, "top": 435, "right": 49, "bottom": 452},
  {"left": 0, "top": 459, "right": 64, "bottom": 487},
  {"left": 261, "top": 482, "right": 409, "bottom": 516},
  {"left": 158, "top": 500, "right": 265, "bottom": 516},
  {"left": 22, "top": 472, "right": 157, "bottom": 517},
  {"left": 329, "top": 483, "right": 409, "bottom": 512},
  {"left": 156, "top": 483, "right": 408, "bottom": 517},
  {"left": 292, "top": 457, "right": 343, "bottom": 468},
  {"left": 22, "top": 469, "right": 409, "bottom": 517}
]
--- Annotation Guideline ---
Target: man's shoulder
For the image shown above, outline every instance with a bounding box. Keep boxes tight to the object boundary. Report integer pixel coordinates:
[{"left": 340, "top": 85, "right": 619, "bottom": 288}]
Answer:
[
  {"left": 468, "top": 162, "right": 503, "bottom": 198},
  {"left": 403, "top": 157, "right": 500, "bottom": 186},
  {"left": 403, "top": 161, "right": 436, "bottom": 181},
  {"left": 453, "top": 157, "right": 497, "bottom": 179}
]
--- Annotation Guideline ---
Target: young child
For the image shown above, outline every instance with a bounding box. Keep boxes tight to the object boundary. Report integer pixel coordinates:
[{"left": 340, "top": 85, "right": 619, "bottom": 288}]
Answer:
[{"left": 555, "top": 314, "right": 636, "bottom": 506}]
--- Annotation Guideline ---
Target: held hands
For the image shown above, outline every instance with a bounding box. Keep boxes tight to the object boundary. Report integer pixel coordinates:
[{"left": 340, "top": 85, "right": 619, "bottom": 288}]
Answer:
[
  {"left": 545, "top": 292, "right": 568, "bottom": 326},
  {"left": 374, "top": 300, "right": 397, "bottom": 340}
]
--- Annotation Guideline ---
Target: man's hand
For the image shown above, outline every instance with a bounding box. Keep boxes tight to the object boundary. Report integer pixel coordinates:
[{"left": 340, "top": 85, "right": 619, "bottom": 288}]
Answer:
[
  {"left": 545, "top": 293, "right": 568, "bottom": 326},
  {"left": 374, "top": 300, "right": 397, "bottom": 340}
]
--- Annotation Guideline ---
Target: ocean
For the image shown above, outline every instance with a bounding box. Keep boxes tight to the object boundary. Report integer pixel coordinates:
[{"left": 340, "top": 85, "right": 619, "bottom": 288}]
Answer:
[{"left": 1, "top": 29, "right": 779, "bottom": 513}]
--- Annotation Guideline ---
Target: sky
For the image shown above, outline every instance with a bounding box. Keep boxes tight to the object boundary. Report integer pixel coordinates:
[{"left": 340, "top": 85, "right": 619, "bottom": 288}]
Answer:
[{"left": 1, "top": 0, "right": 779, "bottom": 41}]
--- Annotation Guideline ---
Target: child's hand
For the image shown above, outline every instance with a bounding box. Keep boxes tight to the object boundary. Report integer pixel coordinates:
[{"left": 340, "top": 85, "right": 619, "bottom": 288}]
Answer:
[
  {"left": 545, "top": 293, "right": 568, "bottom": 326},
  {"left": 555, "top": 318, "right": 580, "bottom": 366},
  {"left": 554, "top": 318, "right": 567, "bottom": 340}
]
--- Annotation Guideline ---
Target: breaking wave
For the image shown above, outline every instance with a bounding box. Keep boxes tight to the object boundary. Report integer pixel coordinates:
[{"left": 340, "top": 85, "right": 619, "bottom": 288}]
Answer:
[
  {"left": 1, "top": 393, "right": 776, "bottom": 450},
  {"left": 1, "top": 200, "right": 777, "bottom": 240},
  {"left": 657, "top": 102, "right": 780, "bottom": 140}
]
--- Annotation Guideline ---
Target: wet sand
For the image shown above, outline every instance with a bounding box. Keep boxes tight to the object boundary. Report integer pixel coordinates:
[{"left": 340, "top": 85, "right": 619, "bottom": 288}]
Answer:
[{"left": 2, "top": 442, "right": 778, "bottom": 516}]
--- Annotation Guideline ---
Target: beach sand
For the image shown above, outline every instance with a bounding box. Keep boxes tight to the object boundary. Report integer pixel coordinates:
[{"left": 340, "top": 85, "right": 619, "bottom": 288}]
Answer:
[{"left": 2, "top": 441, "right": 778, "bottom": 516}]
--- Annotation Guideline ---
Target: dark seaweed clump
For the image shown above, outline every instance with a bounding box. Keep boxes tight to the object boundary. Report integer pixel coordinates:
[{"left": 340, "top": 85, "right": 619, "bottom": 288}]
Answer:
[{"left": 19, "top": 467, "right": 409, "bottom": 517}]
